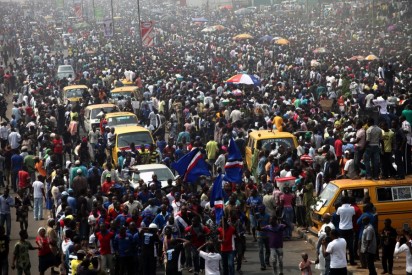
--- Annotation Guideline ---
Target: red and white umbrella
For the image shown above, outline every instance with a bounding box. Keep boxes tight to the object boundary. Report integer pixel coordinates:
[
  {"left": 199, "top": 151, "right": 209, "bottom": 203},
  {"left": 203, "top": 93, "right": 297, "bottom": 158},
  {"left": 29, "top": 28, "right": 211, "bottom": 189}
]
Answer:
[{"left": 226, "top": 73, "right": 260, "bottom": 85}]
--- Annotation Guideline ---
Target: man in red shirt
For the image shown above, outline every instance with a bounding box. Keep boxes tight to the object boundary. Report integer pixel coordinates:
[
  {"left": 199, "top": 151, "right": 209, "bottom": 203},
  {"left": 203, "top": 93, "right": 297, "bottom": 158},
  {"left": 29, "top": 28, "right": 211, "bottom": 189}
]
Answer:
[
  {"left": 102, "top": 174, "right": 114, "bottom": 195},
  {"left": 334, "top": 133, "right": 343, "bottom": 163},
  {"left": 96, "top": 223, "right": 115, "bottom": 274},
  {"left": 218, "top": 219, "right": 238, "bottom": 275},
  {"left": 18, "top": 166, "right": 30, "bottom": 192},
  {"left": 185, "top": 216, "right": 210, "bottom": 275},
  {"left": 52, "top": 134, "right": 64, "bottom": 167}
]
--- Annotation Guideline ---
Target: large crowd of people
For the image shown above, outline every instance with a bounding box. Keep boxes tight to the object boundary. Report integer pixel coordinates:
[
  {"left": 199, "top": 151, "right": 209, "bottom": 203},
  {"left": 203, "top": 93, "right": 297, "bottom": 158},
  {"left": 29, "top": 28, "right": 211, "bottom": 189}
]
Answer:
[{"left": 0, "top": 0, "right": 412, "bottom": 274}]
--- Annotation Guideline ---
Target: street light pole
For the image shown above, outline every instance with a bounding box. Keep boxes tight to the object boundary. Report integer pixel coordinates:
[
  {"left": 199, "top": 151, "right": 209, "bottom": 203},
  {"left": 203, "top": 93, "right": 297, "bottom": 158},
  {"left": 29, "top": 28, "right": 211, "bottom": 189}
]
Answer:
[
  {"left": 372, "top": 0, "right": 375, "bottom": 34},
  {"left": 111, "top": 0, "right": 115, "bottom": 37},
  {"left": 137, "top": 0, "right": 142, "bottom": 47}
]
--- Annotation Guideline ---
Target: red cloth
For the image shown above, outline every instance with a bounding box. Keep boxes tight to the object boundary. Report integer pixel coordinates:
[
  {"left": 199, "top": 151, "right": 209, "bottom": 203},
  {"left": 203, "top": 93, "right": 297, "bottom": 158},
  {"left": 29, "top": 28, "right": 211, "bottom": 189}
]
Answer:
[
  {"left": 185, "top": 225, "right": 210, "bottom": 248},
  {"left": 18, "top": 170, "right": 30, "bottom": 189},
  {"left": 96, "top": 231, "right": 115, "bottom": 255},
  {"left": 102, "top": 181, "right": 114, "bottom": 195},
  {"left": 53, "top": 138, "right": 63, "bottom": 154},
  {"left": 36, "top": 236, "right": 52, "bottom": 256},
  {"left": 334, "top": 139, "right": 343, "bottom": 157},
  {"left": 218, "top": 225, "right": 236, "bottom": 252}
]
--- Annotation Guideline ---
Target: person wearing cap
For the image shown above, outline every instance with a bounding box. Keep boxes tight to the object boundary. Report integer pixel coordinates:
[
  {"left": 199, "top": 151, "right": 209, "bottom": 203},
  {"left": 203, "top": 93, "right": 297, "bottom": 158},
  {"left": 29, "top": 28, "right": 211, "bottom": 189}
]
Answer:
[
  {"left": 69, "top": 160, "right": 88, "bottom": 187},
  {"left": 72, "top": 168, "right": 88, "bottom": 197},
  {"left": 141, "top": 223, "right": 160, "bottom": 275},
  {"left": 35, "top": 226, "right": 56, "bottom": 275}
]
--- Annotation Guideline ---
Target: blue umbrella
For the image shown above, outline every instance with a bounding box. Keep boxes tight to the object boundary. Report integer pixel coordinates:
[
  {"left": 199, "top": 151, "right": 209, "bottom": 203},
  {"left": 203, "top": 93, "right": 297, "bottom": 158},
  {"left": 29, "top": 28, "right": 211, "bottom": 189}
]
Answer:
[{"left": 258, "top": 35, "right": 273, "bottom": 43}]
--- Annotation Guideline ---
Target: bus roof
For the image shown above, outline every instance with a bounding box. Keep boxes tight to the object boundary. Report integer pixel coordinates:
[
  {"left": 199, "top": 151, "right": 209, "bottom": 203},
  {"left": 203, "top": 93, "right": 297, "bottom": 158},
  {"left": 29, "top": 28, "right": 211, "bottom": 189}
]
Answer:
[
  {"left": 330, "top": 176, "right": 412, "bottom": 188},
  {"left": 248, "top": 130, "right": 296, "bottom": 139},
  {"left": 63, "top": 85, "right": 88, "bottom": 91},
  {"left": 84, "top": 103, "right": 116, "bottom": 111},
  {"left": 111, "top": 86, "right": 139, "bottom": 93},
  {"left": 114, "top": 125, "right": 150, "bottom": 135},
  {"left": 105, "top": 112, "right": 136, "bottom": 118}
]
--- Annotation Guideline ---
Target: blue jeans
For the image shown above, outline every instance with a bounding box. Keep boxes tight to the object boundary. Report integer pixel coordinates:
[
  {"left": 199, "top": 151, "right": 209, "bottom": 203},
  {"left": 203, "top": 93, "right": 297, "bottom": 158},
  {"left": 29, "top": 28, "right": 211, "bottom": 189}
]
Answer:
[
  {"left": 364, "top": 145, "right": 380, "bottom": 178},
  {"left": 221, "top": 251, "right": 235, "bottom": 275},
  {"left": 257, "top": 237, "right": 270, "bottom": 268},
  {"left": 282, "top": 206, "right": 294, "bottom": 238},
  {"left": 33, "top": 198, "right": 43, "bottom": 220},
  {"left": 0, "top": 214, "right": 11, "bottom": 236},
  {"left": 270, "top": 248, "right": 283, "bottom": 274}
]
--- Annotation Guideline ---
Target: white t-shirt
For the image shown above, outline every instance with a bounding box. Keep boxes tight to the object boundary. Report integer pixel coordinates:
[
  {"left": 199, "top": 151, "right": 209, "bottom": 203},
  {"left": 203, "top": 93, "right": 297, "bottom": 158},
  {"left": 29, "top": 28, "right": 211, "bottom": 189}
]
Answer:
[
  {"left": 32, "top": 180, "right": 44, "bottom": 199},
  {"left": 199, "top": 251, "right": 222, "bottom": 275},
  {"left": 336, "top": 204, "right": 355, "bottom": 230},
  {"left": 344, "top": 159, "right": 356, "bottom": 179},
  {"left": 326, "top": 238, "right": 347, "bottom": 268}
]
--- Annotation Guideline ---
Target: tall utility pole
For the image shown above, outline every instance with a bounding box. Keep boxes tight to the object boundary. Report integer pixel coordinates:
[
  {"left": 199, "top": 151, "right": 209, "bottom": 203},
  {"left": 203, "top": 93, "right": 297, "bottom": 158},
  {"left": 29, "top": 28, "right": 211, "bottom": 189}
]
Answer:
[
  {"left": 111, "top": 0, "right": 115, "bottom": 37},
  {"left": 137, "top": 0, "right": 142, "bottom": 47},
  {"left": 372, "top": 0, "right": 375, "bottom": 34}
]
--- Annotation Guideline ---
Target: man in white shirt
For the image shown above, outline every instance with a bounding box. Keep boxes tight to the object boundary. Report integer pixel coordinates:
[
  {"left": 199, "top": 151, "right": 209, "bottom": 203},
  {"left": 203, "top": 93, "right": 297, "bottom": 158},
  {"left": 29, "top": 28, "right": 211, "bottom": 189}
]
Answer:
[
  {"left": 394, "top": 230, "right": 412, "bottom": 275},
  {"left": 8, "top": 128, "right": 21, "bottom": 150},
  {"left": 318, "top": 213, "right": 335, "bottom": 237},
  {"left": 198, "top": 242, "right": 222, "bottom": 275},
  {"left": 336, "top": 196, "right": 356, "bottom": 265},
  {"left": 323, "top": 229, "right": 348, "bottom": 274},
  {"left": 32, "top": 175, "right": 45, "bottom": 221}
]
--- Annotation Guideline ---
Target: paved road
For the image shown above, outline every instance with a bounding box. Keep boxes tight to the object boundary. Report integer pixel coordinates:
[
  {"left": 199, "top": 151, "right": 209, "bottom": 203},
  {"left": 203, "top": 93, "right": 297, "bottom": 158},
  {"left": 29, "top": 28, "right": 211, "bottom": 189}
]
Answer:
[{"left": 2, "top": 94, "right": 317, "bottom": 274}]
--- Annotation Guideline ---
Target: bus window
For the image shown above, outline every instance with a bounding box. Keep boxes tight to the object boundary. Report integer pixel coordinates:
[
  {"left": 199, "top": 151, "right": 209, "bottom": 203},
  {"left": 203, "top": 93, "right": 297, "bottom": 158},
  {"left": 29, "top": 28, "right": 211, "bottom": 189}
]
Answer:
[
  {"left": 337, "top": 188, "right": 365, "bottom": 205},
  {"left": 377, "top": 187, "right": 393, "bottom": 202}
]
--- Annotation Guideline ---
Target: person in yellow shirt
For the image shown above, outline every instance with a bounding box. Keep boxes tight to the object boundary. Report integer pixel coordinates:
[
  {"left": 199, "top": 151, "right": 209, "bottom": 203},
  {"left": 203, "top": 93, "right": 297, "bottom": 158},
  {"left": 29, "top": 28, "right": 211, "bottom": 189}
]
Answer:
[
  {"left": 272, "top": 112, "right": 284, "bottom": 132},
  {"left": 71, "top": 250, "right": 92, "bottom": 275},
  {"left": 381, "top": 122, "right": 395, "bottom": 179},
  {"left": 206, "top": 139, "right": 219, "bottom": 175}
]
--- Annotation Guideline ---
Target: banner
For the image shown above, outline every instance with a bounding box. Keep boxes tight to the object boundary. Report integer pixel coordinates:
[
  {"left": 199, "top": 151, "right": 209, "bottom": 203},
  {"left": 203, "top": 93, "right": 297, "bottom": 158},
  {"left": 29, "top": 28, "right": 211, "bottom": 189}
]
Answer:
[
  {"left": 103, "top": 18, "right": 113, "bottom": 37},
  {"left": 140, "top": 21, "right": 154, "bottom": 47},
  {"left": 94, "top": 6, "right": 104, "bottom": 21},
  {"left": 74, "top": 2, "right": 83, "bottom": 19},
  {"left": 56, "top": 0, "right": 64, "bottom": 9}
]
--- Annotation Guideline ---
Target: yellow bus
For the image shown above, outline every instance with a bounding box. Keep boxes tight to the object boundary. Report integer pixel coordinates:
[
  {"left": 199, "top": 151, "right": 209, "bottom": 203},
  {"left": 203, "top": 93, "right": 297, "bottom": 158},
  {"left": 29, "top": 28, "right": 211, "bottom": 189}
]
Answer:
[
  {"left": 105, "top": 112, "right": 138, "bottom": 128},
  {"left": 245, "top": 130, "right": 298, "bottom": 171},
  {"left": 112, "top": 125, "right": 154, "bottom": 165},
  {"left": 312, "top": 177, "right": 412, "bottom": 233},
  {"left": 63, "top": 85, "right": 88, "bottom": 104}
]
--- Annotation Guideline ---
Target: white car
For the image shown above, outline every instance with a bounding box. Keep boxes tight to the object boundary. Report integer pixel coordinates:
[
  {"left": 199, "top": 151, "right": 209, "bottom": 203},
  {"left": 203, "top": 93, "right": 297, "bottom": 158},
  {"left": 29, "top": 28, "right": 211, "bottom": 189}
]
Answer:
[
  {"left": 128, "top": 164, "right": 177, "bottom": 189},
  {"left": 57, "top": 65, "right": 74, "bottom": 80}
]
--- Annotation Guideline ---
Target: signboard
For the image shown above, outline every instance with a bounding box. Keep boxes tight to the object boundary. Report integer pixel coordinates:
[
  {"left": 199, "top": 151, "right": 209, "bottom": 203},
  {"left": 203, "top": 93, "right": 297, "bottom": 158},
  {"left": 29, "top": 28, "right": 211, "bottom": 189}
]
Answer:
[
  {"left": 140, "top": 21, "right": 155, "bottom": 47},
  {"left": 103, "top": 19, "right": 113, "bottom": 37},
  {"left": 74, "top": 1, "right": 83, "bottom": 19},
  {"left": 94, "top": 6, "right": 104, "bottom": 21}
]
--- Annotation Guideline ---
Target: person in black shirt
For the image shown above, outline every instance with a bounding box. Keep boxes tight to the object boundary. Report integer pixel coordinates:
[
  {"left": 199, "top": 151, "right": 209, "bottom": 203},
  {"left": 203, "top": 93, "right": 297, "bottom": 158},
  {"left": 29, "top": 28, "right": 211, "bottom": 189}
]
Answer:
[
  {"left": 165, "top": 238, "right": 190, "bottom": 275},
  {"left": 140, "top": 223, "right": 160, "bottom": 275},
  {"left": 380, "top": 218, "right": 398, "bottom": 274}
]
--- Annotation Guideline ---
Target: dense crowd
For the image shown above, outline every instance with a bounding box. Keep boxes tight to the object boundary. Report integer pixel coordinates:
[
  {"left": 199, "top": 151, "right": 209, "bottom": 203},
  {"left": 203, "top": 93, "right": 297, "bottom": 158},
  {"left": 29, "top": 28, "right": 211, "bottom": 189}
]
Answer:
[{"left": 0, "top": 0, "right": 412, "bottom": 275}]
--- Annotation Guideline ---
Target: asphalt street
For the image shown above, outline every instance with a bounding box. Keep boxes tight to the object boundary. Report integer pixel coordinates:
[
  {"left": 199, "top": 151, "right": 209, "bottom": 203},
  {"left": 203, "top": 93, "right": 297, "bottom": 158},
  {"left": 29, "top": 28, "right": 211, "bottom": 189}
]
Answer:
[{"left": 2, "top": 86, "right": 317, "bottom": 275}]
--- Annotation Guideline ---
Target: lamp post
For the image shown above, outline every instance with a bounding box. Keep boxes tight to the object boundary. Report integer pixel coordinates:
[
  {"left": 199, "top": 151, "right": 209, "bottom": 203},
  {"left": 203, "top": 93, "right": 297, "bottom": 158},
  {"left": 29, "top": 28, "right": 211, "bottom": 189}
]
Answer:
[
  {"left": 111, "top": 0, "right": 115, "bottom": 37},
  {"left": 137, "top": 0, "right": 142, "bottom": 47}
]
